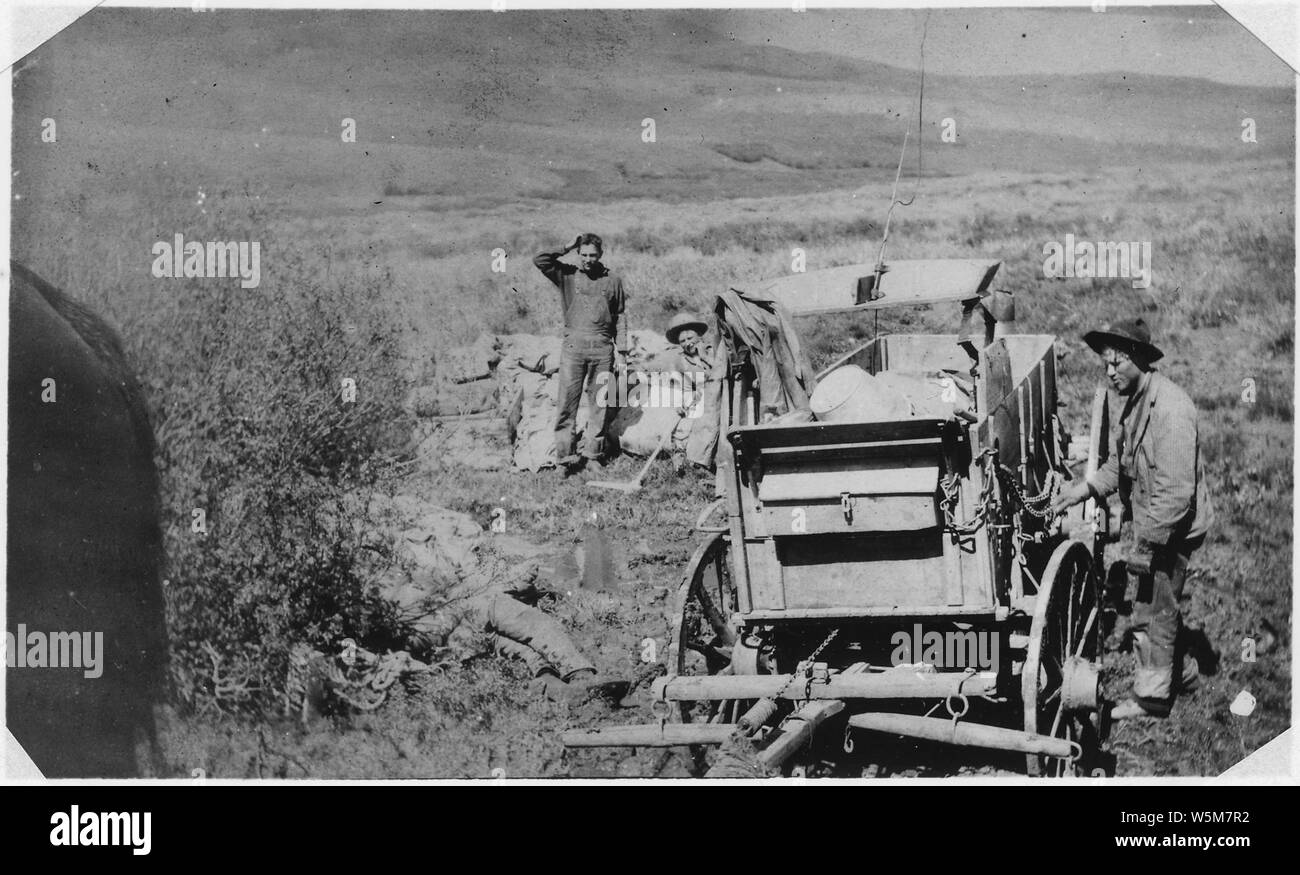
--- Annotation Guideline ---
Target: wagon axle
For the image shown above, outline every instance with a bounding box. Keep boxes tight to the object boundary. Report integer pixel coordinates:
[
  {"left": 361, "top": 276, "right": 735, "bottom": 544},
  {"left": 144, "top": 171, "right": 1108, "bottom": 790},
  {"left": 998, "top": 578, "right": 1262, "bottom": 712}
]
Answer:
[
  {"left": 651, "top": 667, "right": 999, "bottom": 701},
  {"left": 566, "top": 659, "right": 1101, "bottom": 769}
]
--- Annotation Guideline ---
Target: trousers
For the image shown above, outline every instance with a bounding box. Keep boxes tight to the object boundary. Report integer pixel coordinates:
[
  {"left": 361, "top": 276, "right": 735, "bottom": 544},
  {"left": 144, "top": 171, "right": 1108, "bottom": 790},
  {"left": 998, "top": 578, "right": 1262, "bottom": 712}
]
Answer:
[
  {"left": 555, "top": 334, "right": 615, "bottom": 460},
  {"left": 1128, "top": 534, "right": 1203, "bottom": 713},
  {"left": 480, "top": 594, "right": 594, "bottom": 680}
]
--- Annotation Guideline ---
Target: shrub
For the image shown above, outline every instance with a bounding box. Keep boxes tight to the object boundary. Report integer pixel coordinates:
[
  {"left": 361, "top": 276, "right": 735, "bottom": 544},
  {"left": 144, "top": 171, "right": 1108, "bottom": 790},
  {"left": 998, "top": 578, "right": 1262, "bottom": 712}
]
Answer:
[
  {"left": 22, "top": 184, "right": 419, "bottom": 718},
  {"left": 156, "top": 243, "right": 417, "bottom": 716}
]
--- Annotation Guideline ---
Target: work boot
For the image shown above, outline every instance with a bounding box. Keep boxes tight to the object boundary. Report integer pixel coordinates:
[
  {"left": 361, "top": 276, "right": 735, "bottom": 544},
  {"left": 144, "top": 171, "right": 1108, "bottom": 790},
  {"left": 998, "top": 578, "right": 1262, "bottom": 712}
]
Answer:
[
  {"left": 1179, "top": 656, "right": 1200, "bottom": 693},
  {"left": 559, "top": 454, "right": 585, "bottom": 477},
  {"left": 535, "top": 672, "right": 571, "bottom": 703},
  {"left": 561, "top": 669, "right": 629, "bottom": 705}
]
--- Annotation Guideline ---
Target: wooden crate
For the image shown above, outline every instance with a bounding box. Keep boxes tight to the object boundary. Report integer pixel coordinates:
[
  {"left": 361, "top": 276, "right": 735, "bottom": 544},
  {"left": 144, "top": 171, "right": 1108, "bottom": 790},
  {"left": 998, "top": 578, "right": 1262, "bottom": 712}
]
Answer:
[{"left": 723, "top": 330, "right": 1057, "bottom": 620}]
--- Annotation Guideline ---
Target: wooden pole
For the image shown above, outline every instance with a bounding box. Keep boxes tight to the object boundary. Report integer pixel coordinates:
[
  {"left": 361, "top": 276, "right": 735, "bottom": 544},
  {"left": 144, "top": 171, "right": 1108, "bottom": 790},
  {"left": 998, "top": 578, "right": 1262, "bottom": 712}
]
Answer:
[
  {"left": 849, "top": 712, "right": 1076, "bottom": 759},
  {"left": 868, "top": 130, "right": 911, "bottom": 304},
  {"left": 561, "top": 724, "right": 738, "bottom": 748},
  {"left": 737, "top": 698, "right": 779, "bottom": 733},
  {"left": 1084, "top": 384, "right": 1107, "bottom": 531},
  {"left": 656, "top": 670, "right": 996, "bottom": 702},
  {"left": 757, "top": 700, "right": 845, "bottom": 771},
  {"left": 755, "top": 663, "right": 866, "bottom": 770}
]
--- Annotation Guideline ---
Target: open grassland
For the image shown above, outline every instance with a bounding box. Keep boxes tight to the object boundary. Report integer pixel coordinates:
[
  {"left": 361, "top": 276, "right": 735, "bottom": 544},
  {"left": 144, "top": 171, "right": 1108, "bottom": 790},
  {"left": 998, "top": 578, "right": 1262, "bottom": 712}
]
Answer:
[
  {"left": 16, "top": 153, "right": 1290, "bottom": 777},
  {"left": 9, "top": 7, "right": 1292, "bottom": 777}
]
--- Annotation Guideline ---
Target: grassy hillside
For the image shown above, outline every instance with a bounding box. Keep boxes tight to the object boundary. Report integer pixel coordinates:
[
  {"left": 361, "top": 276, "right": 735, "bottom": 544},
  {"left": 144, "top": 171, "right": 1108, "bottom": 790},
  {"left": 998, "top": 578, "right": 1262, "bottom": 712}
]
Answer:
[
  {"left": 9, "top": 8, "right": 1293, "bottom": 778},
  {"left": 12, "top": 8, "right": 1293, "bottom": 214}
]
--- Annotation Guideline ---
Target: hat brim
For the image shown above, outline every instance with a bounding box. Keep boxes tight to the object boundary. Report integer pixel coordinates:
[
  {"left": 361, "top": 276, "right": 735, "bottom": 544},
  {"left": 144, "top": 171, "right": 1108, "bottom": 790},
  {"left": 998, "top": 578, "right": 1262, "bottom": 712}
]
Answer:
[
  {"left": 1083, "top": 329, "right": 1164, "bottom": 363},
  {"left": 666, "top": 321, "right": 709, "bottom": 345}
]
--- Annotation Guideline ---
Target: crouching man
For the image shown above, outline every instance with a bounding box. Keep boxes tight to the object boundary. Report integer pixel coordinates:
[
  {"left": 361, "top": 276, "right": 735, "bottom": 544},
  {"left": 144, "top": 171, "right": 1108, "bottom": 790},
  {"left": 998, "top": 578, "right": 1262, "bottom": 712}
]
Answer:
[{"left": 1051, "top": 318, "right": 1215, "bottom": 720}]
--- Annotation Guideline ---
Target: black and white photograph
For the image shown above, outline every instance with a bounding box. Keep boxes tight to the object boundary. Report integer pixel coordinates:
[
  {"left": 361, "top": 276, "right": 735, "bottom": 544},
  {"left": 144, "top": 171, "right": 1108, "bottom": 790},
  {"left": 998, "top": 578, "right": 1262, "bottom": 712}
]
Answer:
[{"left": 3, "top": 0, "right": 1294, "bottom": 788}]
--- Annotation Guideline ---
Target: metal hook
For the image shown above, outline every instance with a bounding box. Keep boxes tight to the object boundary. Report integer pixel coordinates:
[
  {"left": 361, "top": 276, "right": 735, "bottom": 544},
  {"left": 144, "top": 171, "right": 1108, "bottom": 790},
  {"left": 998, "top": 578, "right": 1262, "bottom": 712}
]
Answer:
[{"left": 945, "top": 693, "right": 970, "bottom": 726}]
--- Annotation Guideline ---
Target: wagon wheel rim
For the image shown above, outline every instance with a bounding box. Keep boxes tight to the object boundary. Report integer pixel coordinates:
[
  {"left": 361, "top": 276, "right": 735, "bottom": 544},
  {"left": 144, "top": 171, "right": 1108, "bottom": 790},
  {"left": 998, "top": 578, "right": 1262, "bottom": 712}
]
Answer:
[
  {"left": 665, "top": 532, "right": 743, "bottom": 768},
  {"left": 1022, "top": 539, "right": 1101, "bottom": 777},
  {"left": 669, "top": 532, "right": 737, "bottom": 715}
]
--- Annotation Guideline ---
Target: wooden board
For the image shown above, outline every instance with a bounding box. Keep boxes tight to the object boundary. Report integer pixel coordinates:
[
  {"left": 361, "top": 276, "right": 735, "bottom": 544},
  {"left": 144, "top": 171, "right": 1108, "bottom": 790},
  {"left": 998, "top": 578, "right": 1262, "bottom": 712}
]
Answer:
[
  {"left": 760, "top": 495, "right": 940, "bottom": 536},
  {"left": 976, "top": 335, "right": 1057, "bottom": 492},
  {"left": 757, "top": 259, "right": 1001, "bottom": 316},
  {"left": 758, "top": 459, "right": 938, "bottom": 502},
  {"left": 746, "top": 539, "right": 785, "bottom": 611},
  {"left": 729, "top": 418, "right": 951, "bottom": 458},
  {"left": 776, "top": 532, "right": 947, "bottom": 610}
]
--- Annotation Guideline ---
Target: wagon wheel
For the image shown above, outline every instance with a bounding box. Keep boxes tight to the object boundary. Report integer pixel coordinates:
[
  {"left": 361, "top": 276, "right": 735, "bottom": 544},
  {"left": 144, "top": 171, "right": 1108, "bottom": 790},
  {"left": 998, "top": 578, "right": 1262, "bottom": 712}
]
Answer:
[
  {"left": 664, "top": 532, "right": 745, "bottom": 768},
  {"left": 1022, "top": 539, "right": 1102, "bottom": 777}
]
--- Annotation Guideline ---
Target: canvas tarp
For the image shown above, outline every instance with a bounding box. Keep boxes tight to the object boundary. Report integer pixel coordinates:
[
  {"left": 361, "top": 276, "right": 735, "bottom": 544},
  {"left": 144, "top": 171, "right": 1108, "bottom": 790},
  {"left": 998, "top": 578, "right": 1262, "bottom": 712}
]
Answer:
[
  {"left": 417, "top": 330, "right": 704, "bottom": 471},
  {"left": 714, "top": 286, "right": 817, "bottom": 419}
]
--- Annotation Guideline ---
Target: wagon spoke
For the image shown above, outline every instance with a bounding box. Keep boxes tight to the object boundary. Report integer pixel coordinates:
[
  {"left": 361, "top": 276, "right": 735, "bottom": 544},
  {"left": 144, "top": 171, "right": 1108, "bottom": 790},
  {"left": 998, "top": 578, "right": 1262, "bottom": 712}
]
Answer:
[
  {"left": 694, "top": 543, "right": 737, "bottom": 647},
  {"left": 1066, "top": 573, "right": 1075, "bottom": 652},
  {"left": 1054, "top": 604, "right": 1069, "bottom": 660},
  {"left": 1025, "top": 541, "right": 1103, "bottom": 776},
  {"left": 1049, "top": 700, "right": 1064, "bottom": 739},
  {"left": 1042, "top": 656, "right": 1063, "bottom": 686},
  {"left": 1072, "top": 605, "right": 1099, "bottom": 659}
]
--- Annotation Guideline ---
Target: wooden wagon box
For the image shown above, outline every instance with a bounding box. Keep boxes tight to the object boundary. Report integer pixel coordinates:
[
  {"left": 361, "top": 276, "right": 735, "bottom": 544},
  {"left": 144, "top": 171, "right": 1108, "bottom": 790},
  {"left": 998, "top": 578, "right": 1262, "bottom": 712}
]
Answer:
[
  {"left": 724, "top": 331, "right": 1059, "bottom": 621},
  {"left": 568, "top": 259, "right": 1108, "bottom": 778}
]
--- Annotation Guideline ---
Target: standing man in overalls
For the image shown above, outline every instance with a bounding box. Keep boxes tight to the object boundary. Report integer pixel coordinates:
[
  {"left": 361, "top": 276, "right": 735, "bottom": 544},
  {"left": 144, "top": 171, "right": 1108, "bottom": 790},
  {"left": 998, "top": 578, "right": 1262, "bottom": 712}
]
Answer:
[
  {"left": 534, "top": 234, "right": 628, "bottom": 472},
  {"left": 1052, "top": 318, "right": 1215, "bottom": 720}
]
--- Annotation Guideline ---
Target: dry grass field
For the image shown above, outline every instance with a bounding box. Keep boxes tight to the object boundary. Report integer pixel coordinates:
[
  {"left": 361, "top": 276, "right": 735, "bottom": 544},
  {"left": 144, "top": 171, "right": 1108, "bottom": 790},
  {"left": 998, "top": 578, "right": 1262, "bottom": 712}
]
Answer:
[{"left": 9, "top": 8, "right": 1293, "bottom": 777}]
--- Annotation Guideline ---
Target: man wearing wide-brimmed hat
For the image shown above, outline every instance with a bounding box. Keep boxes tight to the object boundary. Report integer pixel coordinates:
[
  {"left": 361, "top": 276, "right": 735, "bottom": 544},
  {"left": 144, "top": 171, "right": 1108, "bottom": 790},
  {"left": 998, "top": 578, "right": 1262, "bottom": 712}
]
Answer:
[
  {"left": 664, "top": 312, "right": 729, "bottom": 470},
  {"left": 1051, "top": 318, "right": 1215, "bottom": 720},
  {"left": 665, "top": 312, "right": 713, "bottom": 379}
]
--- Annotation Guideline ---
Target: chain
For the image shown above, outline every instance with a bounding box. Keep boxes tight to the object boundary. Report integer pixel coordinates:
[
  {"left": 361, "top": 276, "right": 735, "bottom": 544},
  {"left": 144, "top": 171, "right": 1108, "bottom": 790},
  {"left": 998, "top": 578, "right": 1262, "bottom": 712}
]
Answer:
[
  {"left": 771, "top": 628, "right": 840, "bottom": 702},
  {"left": 998, "top": 465, "right": 1059, "bottom": 519},
  {"left": 941, "top": 449, "right": 1063, "bottom": 536},
  {"left": 940, "top": 448, "right": 997, "bottom": 536}
]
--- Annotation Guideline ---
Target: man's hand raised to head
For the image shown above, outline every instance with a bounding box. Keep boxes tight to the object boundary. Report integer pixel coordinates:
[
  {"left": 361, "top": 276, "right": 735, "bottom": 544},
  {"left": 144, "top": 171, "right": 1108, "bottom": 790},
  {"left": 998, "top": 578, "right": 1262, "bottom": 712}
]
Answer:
[{"left": 567, "top": 235, "right": 583, "bottom": 253}]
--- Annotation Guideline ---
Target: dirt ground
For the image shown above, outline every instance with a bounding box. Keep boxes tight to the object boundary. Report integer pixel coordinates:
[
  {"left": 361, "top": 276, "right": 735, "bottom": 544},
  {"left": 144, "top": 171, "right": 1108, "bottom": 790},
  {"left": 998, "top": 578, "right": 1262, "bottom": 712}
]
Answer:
[
  {"left": 159, "top": 406, "right": 1289, "bottom": 779},
  {"left": 14, "top": 8, "right": 1290, "bottom": 780}
]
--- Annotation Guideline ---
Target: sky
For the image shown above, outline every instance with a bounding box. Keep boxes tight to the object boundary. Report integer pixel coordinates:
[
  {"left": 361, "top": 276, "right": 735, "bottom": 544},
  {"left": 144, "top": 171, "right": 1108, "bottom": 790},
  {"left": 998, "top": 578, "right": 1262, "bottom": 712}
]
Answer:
[
  {"left": 724, "top": 5, "right": 1296, "bottom": 88},
  {"left": 4, "top": 3, "right": 1295, "bottom": 91}
]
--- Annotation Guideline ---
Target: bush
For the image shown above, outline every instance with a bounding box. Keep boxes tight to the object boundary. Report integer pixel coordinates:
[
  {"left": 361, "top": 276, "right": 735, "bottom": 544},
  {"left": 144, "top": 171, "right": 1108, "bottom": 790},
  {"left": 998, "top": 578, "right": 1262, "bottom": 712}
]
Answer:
[
  {"left": 21, "top": 184, "right": 419, "bottom": 718},
  {"left": 155, "top": 240, "right": 416, "bottom": 717}
]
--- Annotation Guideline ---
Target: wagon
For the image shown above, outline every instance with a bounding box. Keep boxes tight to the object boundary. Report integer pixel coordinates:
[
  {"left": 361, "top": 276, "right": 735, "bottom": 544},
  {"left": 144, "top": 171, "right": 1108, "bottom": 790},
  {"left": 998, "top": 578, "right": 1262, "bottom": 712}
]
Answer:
[{"left": 564, "top": 259, "right": 1115, "bottom": 778}]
